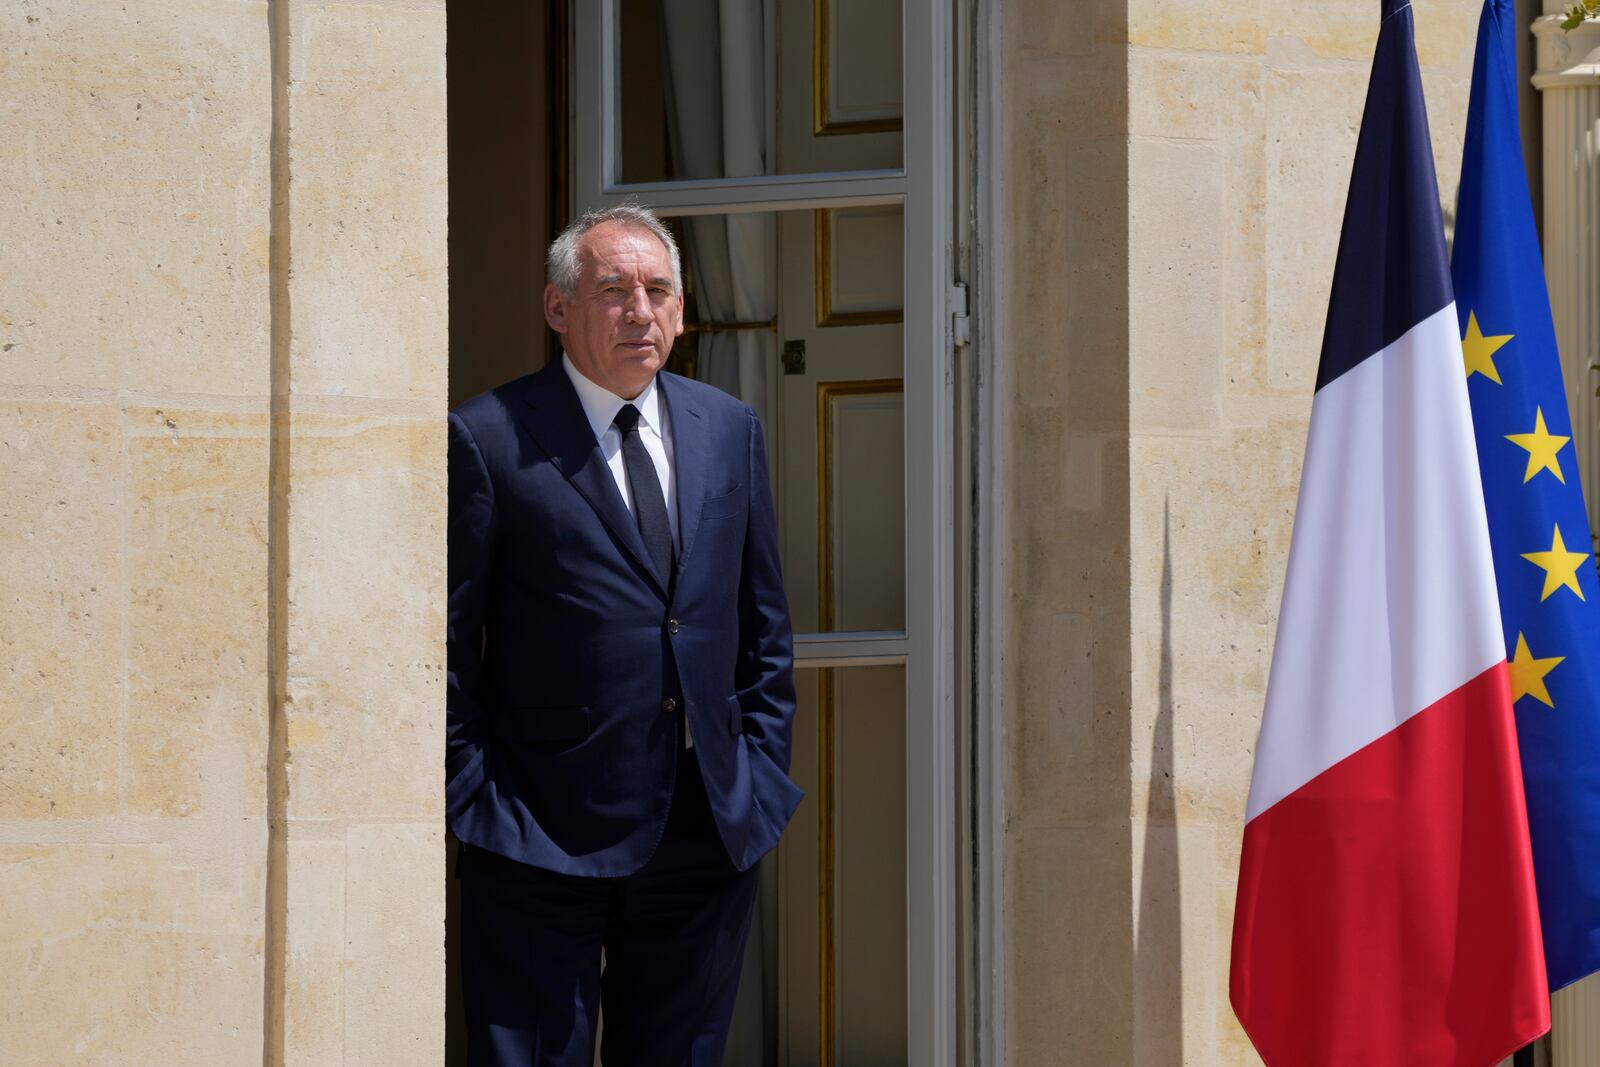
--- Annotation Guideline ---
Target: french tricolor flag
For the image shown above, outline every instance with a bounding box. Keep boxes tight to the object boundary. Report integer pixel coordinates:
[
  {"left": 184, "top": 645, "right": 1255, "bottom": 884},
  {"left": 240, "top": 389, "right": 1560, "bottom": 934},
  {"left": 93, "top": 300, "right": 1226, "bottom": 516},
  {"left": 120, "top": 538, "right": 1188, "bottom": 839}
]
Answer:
[{"left": 1229, "top": 3, "right": 1549, "bottom": 1063}]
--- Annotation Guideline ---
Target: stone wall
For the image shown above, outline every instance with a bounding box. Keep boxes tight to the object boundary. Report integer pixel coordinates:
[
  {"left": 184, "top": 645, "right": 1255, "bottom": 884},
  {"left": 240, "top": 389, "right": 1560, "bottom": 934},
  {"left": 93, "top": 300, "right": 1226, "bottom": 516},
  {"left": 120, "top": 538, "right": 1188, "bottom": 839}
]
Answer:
[
  {"left": 1000, "top": 1, "right": 1480, "bottom": 1062},
  {"left": 0, "top": 2, "right": 447, "bottom": 1064}
]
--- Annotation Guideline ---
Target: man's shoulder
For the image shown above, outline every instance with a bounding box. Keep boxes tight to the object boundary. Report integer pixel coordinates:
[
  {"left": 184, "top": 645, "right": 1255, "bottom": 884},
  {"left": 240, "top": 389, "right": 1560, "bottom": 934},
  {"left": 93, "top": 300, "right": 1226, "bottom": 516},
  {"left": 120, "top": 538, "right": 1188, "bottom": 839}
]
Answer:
[
  {"left": 660, "top": 371, "right": 755, "bottom": 426},
  {"left": 451, "top": 368, "right": 548, "bottom": 436}
]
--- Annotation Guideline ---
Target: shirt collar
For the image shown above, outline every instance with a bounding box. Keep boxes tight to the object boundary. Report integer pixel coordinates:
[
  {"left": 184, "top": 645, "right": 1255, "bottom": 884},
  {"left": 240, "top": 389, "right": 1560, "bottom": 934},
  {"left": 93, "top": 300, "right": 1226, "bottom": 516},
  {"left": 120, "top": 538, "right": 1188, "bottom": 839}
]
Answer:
[{"left": 562, "top": 352, "right": 663, "bottom": 444}]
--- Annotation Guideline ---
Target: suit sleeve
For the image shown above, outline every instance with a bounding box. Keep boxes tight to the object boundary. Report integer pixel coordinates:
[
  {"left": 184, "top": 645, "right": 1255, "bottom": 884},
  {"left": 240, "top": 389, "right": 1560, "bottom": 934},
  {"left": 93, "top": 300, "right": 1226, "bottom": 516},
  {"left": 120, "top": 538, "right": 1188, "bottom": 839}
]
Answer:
[
  {"left": 446, "top": 411, "right": 496, "bottom": 812},
  {"left": 733, "top": 408, "right": 798, "bottom": 772}
]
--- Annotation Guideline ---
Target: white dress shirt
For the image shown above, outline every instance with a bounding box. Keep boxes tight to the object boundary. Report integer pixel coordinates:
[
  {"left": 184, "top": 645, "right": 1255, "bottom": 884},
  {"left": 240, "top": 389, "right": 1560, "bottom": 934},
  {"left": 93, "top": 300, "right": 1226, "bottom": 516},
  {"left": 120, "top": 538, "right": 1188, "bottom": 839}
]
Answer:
[
  {"left": 562, "top": 354, "right": 691, "bottom": 745},
  {"left": 562, "top": 353, "right": 679, "bottom": 552}
]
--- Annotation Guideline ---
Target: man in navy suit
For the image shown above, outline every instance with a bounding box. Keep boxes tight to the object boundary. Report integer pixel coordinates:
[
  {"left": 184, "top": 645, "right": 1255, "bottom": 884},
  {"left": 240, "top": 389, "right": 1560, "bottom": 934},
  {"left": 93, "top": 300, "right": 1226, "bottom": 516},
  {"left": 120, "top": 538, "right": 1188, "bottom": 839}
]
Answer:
[{"left": 447, "top": 203, "right": 802, "bottom": 1066}]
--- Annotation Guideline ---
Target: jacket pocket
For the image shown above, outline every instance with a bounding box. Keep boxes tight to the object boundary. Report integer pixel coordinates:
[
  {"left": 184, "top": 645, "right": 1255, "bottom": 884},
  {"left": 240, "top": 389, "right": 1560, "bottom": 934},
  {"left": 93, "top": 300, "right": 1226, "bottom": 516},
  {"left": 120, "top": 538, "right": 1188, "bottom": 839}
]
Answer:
[
  {"left": 509, "top": 706, "right": 592, "bottom": 742},
  {"left": 700, "top": 484, "right": 746, "bottom": 520}
]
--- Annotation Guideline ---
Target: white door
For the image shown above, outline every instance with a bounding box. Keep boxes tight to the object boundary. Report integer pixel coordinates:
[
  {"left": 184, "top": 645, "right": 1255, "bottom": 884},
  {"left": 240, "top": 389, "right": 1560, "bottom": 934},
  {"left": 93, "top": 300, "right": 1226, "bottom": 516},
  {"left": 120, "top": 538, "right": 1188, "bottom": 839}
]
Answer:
[{"left": 573, "top": 2, "right": 958, "bottom": 1063}]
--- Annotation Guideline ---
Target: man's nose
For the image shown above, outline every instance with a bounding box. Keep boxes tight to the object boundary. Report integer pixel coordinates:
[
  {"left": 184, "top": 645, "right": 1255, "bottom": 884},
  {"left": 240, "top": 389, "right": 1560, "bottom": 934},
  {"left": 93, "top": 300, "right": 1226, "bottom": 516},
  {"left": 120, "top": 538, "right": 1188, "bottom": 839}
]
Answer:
[{"left": 624, "top": 285, "right": 651, "bottom": 321}]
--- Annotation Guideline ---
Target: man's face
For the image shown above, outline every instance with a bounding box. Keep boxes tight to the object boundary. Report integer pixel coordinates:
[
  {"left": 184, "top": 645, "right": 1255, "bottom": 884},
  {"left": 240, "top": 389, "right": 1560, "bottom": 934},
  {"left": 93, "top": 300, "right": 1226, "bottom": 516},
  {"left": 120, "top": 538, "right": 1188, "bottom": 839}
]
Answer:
[{"left": 544, "top": 221, "right": 684, "bottom": 399}]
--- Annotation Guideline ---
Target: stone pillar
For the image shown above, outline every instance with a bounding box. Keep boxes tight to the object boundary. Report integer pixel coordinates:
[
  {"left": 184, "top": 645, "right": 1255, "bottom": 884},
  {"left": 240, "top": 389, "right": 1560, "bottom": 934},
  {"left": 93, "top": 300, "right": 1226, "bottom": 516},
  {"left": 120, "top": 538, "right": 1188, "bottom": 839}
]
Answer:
[
  {"left": 1533, "top": 7, "right": 1600, "bottom": 534},
  {"left": 268, "top": 2, "right": 448, "bottom": 1065}
]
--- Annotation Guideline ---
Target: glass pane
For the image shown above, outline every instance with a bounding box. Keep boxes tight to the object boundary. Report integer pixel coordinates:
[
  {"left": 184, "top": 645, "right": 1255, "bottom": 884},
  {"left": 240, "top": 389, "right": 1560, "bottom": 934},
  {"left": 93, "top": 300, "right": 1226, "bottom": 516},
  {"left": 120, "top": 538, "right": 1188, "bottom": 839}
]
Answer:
[
  {"left": 728, "top": 664, "right": 908, "bottom": 1066},
  {"left": 616, "top": 0, "right": 903, "bottom": 183},
  {"left": 660, "top": 207, "right": 906, "bottom": 633}
]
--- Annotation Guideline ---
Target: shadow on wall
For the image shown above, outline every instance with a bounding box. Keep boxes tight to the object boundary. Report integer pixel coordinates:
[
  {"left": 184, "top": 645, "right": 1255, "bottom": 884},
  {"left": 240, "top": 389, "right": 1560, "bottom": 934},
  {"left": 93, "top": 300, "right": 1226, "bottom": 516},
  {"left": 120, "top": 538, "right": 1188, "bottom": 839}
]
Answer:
[{"left": 1133, "top": 497, "right": 1184, "bottom": 1063}]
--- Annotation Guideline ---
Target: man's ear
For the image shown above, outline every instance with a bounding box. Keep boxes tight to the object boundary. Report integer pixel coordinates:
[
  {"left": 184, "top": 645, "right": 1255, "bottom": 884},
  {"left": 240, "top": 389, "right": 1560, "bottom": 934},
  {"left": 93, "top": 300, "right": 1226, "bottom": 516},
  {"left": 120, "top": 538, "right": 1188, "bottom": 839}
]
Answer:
[
  {"left": 543, "top": 283, "right": 569, "bottom": 334},
  {"left": 672, "top": 291, "right": 685, "bottom": 338}
]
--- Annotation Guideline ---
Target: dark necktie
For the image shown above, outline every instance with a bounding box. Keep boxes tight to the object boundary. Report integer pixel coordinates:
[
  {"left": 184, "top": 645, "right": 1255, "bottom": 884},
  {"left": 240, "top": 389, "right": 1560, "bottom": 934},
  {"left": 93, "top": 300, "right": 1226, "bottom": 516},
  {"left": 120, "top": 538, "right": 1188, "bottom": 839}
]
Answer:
[{"left": 612, "top": 403, "right": 674, "bottom": 582}]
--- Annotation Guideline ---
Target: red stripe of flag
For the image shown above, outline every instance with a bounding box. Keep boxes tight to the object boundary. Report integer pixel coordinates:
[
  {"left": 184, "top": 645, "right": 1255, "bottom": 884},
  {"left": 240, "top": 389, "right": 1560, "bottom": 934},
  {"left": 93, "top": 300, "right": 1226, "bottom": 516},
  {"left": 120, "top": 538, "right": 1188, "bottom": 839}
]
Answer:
[{"left": 1231, "top": 663, "right": 1548, "bottom": 1065}]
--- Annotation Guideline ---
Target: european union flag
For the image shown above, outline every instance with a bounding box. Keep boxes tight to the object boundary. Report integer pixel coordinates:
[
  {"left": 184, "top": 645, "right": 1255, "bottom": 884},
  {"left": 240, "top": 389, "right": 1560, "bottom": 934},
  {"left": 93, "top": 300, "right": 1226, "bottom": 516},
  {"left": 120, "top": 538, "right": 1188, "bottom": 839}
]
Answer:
[{"left": 1454, "top": 0, "right": 1600, "bottom": 991}]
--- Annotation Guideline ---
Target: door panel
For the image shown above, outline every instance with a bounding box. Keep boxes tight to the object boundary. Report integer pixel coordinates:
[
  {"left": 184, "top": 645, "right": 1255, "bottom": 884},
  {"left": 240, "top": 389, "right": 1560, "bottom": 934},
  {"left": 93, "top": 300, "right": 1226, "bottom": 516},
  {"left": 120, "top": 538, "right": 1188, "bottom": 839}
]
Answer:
[
  {"left": 778, "top": 206, "right": 904, "bottom": 635},
  {"left": 782, "top": 666, "right": 908, "bottom": 1067}
]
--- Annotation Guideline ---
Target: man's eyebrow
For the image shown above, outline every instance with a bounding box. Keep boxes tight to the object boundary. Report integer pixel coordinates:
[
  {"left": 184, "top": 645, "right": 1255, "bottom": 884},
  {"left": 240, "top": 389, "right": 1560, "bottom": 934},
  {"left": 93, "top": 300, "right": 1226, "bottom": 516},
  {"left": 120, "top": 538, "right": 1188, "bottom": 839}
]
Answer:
[{"left": 593, "top": 273, "right": 673, "bottom": 288}]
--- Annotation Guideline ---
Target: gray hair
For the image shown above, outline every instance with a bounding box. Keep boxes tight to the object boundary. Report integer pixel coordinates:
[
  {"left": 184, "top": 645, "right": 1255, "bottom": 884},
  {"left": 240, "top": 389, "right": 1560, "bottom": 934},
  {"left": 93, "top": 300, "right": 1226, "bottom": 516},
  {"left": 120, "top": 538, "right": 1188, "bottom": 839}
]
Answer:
[{"left": 546, "top": 203, "right": 682, "bottom": 296}]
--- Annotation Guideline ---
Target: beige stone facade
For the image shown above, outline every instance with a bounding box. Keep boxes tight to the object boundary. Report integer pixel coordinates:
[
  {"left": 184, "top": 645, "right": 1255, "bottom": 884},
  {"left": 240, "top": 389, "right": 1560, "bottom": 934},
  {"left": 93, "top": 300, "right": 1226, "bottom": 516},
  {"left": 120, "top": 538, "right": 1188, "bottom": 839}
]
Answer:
[
  {"left": 0, "top": 0, "right": 1555, "bottom": 1065},
  {"left": 1, "top": 1, "right": 445, "bottom": 1064}
]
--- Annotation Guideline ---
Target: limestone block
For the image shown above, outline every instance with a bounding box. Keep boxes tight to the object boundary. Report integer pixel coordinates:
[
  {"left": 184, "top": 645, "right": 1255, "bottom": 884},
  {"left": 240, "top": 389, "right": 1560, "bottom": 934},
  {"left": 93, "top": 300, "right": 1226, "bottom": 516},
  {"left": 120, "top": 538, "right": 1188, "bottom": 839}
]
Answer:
[
  {"left": 1128, "top": 139, "right": 1225, "bottom": 436},
  {"left": 1412, "top": 0, "right": 1487, "bottom": 71},
  {"left": 1004, "top": 135, "right": 1129, "bottom": 420},
  {"left": 1007, "top": 0, "right": 1129, "bottom": 61},
  {"left": 0, "top": 1, "right": 270, "bottom": 395},
  {"left": 1007, "top": 54, "right": 1130, "bottom": 144},
  {"left": 1128, "top": 49, "right": 1264, "bottom": 141},
  {"left": 0, "top": 844, "right": 263, "bottom": 1067},
  {"left": 1126, "top": 429, "right": 1302, "bottom": 824},
  {"left": 1281, "top": 0, "right": 1478, "bottom": 68},
  {"left": 124, "top": 407, "right": 269, "bottom": 817},
  {"left": 1129, "top": 0, "right": 1268, "bottom": 56},
  {"left": 1006, "top": 404, "right": 1131, "bottom": 613},
  {"left": 1060, "top": 432, "right": 1106, "bottom": 514},
  {"left": 1003, "top": 410, "right": 1131, "bottom": 829},
  {"left": 1263, "top": 63, "right": 1364, "bottom": 392},
  {"left": 1006, "top": 824, "right": 1135, "bottom": 1064},
  {"left": 283, "top": 414, "right": 445, "bottom": 821},
  {"left": 1278, "top": 2, "right": 1385, "bottom": 63},
  {"left": 344, "top": 822, "right": 445, "bottom": 1066},
  {"left": 0, "top": 844, "right": 178, "bottom": 942},
  {"left": 1129, "top": 51, "right": 1271, "bottom": 403},
  {"left": 0, "top": 400, "right": 122, "bottom": 818},
  {"left": 284, "top": 838, "right": 347, "bottom": 1067},
  {"left": 286, "top": 0, "right": 448, "bottom": 401},
  {"left": 1014, "top": 610, "right": 1097, "bottom": 753},
  {"left": 1003, "top": 577, "right": 1133, "bottom": 825},
  {"left": 2, "top": 927, "right": 264, "bottom": 1067}
]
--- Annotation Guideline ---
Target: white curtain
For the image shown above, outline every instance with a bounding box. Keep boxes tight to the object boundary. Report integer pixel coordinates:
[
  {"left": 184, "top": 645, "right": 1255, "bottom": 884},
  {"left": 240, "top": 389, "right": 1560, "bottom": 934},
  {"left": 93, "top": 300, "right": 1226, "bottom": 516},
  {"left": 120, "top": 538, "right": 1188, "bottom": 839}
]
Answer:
[
  {"left": 659, "top": 4, "right": 780, "bottom": 1062},
  {"left": 659, "top": 0, "right": 777, "bottom": 427}
]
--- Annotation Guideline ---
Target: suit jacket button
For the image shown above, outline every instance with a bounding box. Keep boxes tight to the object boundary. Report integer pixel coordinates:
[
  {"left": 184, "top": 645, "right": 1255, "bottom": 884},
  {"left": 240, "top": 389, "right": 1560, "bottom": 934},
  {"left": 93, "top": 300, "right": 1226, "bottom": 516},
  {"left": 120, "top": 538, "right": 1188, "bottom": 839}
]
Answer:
[
  {"left": 667, "top": 618, "right": 680, "bottom": 634},
  {"left": 661, "top": 698, "right": 678, "bottom": 713}
]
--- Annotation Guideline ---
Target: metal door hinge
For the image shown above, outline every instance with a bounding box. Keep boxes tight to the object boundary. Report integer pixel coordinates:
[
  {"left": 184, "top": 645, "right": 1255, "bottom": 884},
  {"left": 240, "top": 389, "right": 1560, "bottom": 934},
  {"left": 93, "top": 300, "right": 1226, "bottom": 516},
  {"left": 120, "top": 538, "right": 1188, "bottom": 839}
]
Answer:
[{"left": 949, "top": 283, "right": 971, "bottom": 348}]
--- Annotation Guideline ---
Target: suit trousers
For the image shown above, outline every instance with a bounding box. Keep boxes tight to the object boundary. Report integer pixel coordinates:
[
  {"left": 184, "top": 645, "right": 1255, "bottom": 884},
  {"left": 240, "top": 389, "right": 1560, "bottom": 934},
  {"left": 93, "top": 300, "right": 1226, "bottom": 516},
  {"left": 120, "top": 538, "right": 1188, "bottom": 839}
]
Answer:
[{"left": 460, "top": 748, "right": 761, "bottom": 1067}]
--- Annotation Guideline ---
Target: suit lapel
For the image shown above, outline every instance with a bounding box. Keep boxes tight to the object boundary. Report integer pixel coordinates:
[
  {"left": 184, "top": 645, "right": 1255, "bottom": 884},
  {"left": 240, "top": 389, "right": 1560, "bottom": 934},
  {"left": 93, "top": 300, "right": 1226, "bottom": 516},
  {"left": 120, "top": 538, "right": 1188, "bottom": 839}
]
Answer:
[
  {"left": 516, "top": 363, "right": 670, "bottom": 599},
  {"left": 660, "top": 373, "right": 710, "bottom": 568}
]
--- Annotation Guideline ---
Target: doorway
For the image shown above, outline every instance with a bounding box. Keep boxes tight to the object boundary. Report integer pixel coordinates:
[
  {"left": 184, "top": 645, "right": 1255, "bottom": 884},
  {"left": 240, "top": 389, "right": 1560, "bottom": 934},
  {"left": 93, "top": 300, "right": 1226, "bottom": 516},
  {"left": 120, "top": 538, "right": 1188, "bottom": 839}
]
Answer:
[{"left": 447, "top": 3, "right": 962, "bottom": 1062}]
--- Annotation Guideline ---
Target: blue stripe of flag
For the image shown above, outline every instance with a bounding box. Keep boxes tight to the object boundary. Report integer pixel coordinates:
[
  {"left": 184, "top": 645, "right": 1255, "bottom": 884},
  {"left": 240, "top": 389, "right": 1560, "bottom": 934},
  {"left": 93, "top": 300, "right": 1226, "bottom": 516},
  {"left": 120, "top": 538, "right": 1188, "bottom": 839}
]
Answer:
[{"left": 1315, "top": 0, "right": 1454, "bottom": 393}]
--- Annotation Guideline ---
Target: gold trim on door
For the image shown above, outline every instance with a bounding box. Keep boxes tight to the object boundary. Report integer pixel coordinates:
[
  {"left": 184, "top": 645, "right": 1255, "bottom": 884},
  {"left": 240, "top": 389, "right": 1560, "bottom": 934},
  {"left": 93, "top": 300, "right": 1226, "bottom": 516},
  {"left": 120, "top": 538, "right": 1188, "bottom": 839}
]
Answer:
[
  {"left": 814, "top": 209, "right": 905, "bottom": 329},
  {"left": 814, "top": 378, "right": 903, "bottom": 1066},
  {"left": 811, "top": 0, "right": 903, "bottom": 137}
]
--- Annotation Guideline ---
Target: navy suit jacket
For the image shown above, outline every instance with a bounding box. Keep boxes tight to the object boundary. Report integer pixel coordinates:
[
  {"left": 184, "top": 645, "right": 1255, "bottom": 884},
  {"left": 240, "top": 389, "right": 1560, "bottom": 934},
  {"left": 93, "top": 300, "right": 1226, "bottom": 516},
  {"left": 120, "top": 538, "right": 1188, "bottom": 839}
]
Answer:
[{"left": 446, "top": 359, "right": 803, "bottom": 876}]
